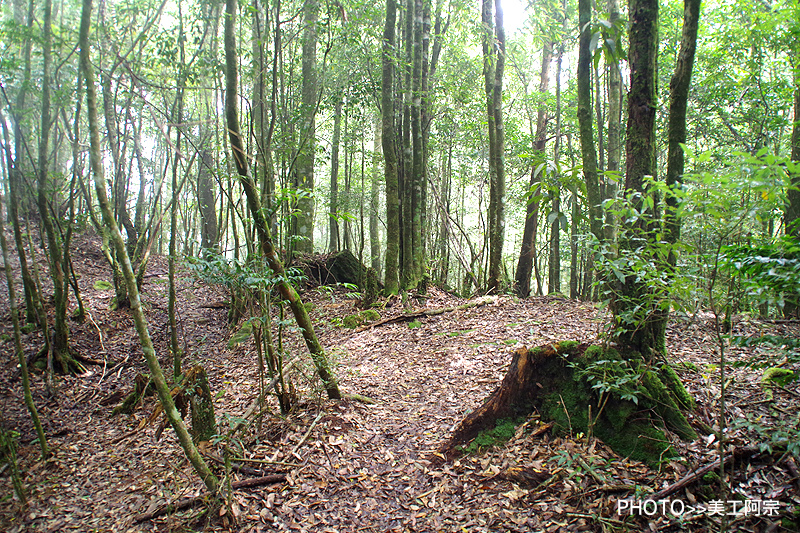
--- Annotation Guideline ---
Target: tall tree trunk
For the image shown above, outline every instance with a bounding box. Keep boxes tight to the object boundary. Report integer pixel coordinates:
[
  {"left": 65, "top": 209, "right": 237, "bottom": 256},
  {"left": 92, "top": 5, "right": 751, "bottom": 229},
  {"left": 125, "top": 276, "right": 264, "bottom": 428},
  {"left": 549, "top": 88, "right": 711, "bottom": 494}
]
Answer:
[
  {"left": 79, "top": 0, "right": 219, "bottom": 494},
  {"left": 37, "top": 0, "right": 74, "bottom": 374},
  {"left": 612, "top": 0, "right": 662, "bottom": 358},
  {"left": 487, "top": 0, "right": 506, "bottom": 292},
  {"left": 665, "top": 0, "right": 701, "bottom": 250},
  {"left": 605, "top": 0, "right": 622, "bottom": 243},
  {"left": 0, "top": 162, "right": 48, "bottom": 461},
  {"left": 382, "top": 0, "right": 401, "bottom": 294},
  {"left": 577, "top": 0, "right": 603, "bottom": 245},
  {"left": 294, "top": 0, "right": 318, "bottom": 253},
  {"left": 224, "top": 0, "right": 340, "bottom": 399},
  {"left": 169, "top": 4, "right": 187, "bottom": 380},
  {"left": 370, "top": 116, "right": 382, "bottom": 275},
  {"left": 329, "top": 98, "right": 343, "bottom": 252},
  {"left": 410, "top": 0, "right": 425, "bottom": 283},
  {"left": 482, "top": 0, "right": 502, "bottom": 292},
  {"left": 8, "top": 0, "right": 38, "bottom": 325},
  {"left": 784, "top": 12, "right": 799, "bottom": 317},
  {"left": 515, "top": 41, "right": 551, "bottom": 298},
  {"left": 548, "top": 29, "right": 565, "bottom": 295}
]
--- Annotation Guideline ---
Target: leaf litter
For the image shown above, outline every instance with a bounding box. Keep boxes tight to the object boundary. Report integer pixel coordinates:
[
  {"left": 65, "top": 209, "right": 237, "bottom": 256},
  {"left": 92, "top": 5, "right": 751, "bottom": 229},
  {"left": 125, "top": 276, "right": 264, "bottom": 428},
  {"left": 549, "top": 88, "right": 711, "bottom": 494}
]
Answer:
[{"left": 0, "top": 234, "right": 798, "bottom": 531}]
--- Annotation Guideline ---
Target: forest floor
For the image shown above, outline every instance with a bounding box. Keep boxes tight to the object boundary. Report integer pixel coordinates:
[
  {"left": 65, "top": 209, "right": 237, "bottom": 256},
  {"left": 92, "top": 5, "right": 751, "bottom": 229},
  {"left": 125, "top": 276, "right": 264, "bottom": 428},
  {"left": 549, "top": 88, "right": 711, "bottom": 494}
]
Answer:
[{"left": 1, "top": 232, "right": 800, "bottom": 533}]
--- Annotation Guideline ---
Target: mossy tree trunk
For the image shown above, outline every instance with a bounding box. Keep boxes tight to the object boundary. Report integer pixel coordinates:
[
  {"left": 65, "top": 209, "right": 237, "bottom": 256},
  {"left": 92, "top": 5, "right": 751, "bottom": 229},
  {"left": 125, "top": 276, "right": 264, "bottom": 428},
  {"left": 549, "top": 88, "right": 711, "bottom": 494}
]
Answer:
[{"left": 381, "top": 0, "right": 400, "bottom": 295}]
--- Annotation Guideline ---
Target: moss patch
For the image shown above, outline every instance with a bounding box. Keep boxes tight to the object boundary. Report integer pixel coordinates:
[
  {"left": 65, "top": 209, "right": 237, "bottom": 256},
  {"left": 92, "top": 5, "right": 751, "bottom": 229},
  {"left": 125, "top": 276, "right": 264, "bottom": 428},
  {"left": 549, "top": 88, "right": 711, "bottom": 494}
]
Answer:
[
  {"left": 341, "top": 309, "right": 382, "bottom": 329},
  {"left": 465, "top": 417, "right": 523, "bottom": 454}
]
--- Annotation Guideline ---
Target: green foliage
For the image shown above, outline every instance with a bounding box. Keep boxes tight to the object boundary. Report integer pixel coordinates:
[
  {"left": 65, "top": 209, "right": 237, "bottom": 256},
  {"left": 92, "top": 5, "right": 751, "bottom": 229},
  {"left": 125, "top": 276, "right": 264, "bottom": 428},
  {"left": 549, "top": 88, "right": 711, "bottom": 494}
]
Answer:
[
  {"left": 0, "top": 426, "right": 26, "bottom": 504},
  {"left": 761, "top": 367, "right": 795, "bottom": 387},
  {"left": 342, "top": 314, "right": 361, "bottom": 329},
  {"left": 733, "top": 412, "right": 800, "bottom": 458},
  {"left": 407, "top": 320, "right": 422, "bottom": 329},
  {"left": 720, "top": 236, "right": 800, "bottom": 311},
  {"left": 570, "top": 355, "right": 643, "bottom": 406}
]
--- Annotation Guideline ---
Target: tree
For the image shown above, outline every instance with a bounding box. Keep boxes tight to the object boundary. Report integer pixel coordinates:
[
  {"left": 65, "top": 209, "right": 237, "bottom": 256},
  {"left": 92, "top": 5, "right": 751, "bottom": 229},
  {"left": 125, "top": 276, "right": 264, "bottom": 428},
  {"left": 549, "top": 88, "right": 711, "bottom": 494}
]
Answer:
[
  {"left": 576, "top": 0, "right": 602, "bottom": 249},
  {"left": 785, "top": 13, "right": 800, "bottom": 317},
  {"left": 294, "top": 0, "right": 319, "bottom": 253},
  {"left": 514, "top": 39, "right": 552, "bottom": 298},
  {"left": 36, "top": 0, "right": 78, "bottom": 377},
  {"left": 382, "top": 0, "right": 401, "bottom": 294},
  {"left": 483, "top": 0, "right": 506, "bottom": 292}
]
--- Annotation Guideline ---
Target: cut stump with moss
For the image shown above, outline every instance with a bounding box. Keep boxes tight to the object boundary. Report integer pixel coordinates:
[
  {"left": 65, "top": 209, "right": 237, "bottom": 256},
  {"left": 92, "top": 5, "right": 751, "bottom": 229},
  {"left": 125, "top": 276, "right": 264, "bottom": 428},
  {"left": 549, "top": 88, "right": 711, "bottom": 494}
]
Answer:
[{"left": 437, "top": 342, "right": 697, "bottom": 466}]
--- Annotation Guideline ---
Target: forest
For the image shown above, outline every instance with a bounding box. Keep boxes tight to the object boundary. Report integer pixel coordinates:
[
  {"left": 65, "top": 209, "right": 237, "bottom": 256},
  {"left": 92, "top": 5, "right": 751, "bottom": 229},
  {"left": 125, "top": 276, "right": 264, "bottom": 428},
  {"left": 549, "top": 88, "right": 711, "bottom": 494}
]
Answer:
[{"left": 0, "top": 0, "right": 799, "bottom": 529}]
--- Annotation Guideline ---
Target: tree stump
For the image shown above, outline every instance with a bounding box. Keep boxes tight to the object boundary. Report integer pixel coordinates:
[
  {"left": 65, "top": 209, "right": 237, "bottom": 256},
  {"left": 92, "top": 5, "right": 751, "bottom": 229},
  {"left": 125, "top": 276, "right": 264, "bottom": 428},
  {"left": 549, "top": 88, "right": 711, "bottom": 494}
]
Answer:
[
  {"left": 437, "top": 342, "right": 697, "bottom": 466},
  {"left": 294, "top": 250, "right": 381, "bottom": 290}
]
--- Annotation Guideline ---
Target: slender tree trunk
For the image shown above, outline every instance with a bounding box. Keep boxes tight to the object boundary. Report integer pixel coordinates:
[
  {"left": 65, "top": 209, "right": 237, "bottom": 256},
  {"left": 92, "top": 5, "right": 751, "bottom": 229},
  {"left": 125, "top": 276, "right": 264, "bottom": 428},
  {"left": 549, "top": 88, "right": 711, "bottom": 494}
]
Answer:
[
  {"left": 665, "top": 0, "right": 701, "bottom": 250},
  {"left": 0, "top": 169, "right": 48, "bottom": 460},
  {"left": 605, "top": 0, "right": 622, "bottom": 243},
  {"left": 487, "top": 0, "right": 506, "bottom": 292},
  {"left": 382, "top": 0, "right": 400, "bottom": 294},
  {"left": 612, "top": 0, "right": 662, "bottom": 358},
  {"left": 786, "top": 60, "right": 799, "bottom": 316},
  {"left": 410, "top": 0, "right": 425, "bottom": 283},
  {"left": 79, "top": 0, "right": 219, "bottom": 494},
  {"left": 329, "top": 98, "right": 343, "bottom": 251},
  {"left": 224, "top": 0, "right": 340, "bottom": 398},
  {"left": 294, "top": 0, "right": 318, "bottom": 253},
  {"left": 548, "top": 29, "right": 565, "bottom": 295},
  {"left": 514, "top": 41, "right": 551, "bottom": 298},
  {"left": 169, "top": 5, "right": 187, "bottom": 380},
  {"left": 370, "top": 116, "right": 382, "bottom": 275},
  {"left": 37, "top": 0, "right": 74, "bottom": 374},
  {"left": 577, "top": 0, "right": 603, "bottom": 245}
]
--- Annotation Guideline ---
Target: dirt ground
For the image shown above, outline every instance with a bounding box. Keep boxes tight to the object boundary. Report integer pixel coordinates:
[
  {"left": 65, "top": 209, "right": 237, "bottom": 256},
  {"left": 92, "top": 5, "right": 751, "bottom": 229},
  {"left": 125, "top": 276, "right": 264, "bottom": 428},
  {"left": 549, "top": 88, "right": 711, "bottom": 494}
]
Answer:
[{"left": 1, "top": 232, "right": 799, "bottom": 532}]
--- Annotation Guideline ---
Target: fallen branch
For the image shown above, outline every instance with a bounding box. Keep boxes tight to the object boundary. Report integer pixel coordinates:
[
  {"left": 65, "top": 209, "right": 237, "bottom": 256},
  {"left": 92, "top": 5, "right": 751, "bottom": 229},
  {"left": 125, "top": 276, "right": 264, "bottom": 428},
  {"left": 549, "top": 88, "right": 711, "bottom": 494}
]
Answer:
[
  {"left": 133, "top": 474, "right": 286, "bottom": 523},
  {"left": 650, "top": 446, "right": 762, "bottom": 500},
  {"left": 354, "top": 296, "right": 496, "bottom": 332}
]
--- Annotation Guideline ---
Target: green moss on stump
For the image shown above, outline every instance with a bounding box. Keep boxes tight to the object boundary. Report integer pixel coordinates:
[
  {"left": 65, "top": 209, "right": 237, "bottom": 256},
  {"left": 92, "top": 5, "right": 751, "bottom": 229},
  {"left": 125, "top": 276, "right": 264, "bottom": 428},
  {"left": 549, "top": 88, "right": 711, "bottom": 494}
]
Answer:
[
  {"left": 540, "top": 344, "right": 697, "bottom": 465},
  {"left": 465, "top": 417, "right": 523, "bottom": 454}
]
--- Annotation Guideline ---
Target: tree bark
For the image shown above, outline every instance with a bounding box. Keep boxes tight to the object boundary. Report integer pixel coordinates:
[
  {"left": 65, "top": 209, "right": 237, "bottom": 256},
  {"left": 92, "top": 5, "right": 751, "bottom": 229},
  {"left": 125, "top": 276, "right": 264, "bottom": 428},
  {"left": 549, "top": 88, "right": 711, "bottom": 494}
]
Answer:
[
  {"left": 370, "top": 116, "right": 382, "bottom": 276},
  {"left": 785, "top": 37, "right": 800, "bottom": 317},
  {"left": 577, "top": 0, "right": 603, "bottom": 245},
  {"left": 37, "top": 0, "right": 75, "bottom": 374},
  {"left": 382, "top": 0, "right": 401, "bottom": 294},
  {"left": 665, "top": 0, "right": 701, "bottom": 249},
  {"left": 605, "top": 0, "right": 622, "bottom": 243},
  {"left": 294, "top": 0, "right": 318, "bottom": 253},
  {"left": 487, "top": 0, "right": 506, "bottom": 292},
  {"left": 329, "top": 98, "right": 343, "bottom": 252},
  {"left": 514, "top": 40, "right": 551, "bottom": 298}
]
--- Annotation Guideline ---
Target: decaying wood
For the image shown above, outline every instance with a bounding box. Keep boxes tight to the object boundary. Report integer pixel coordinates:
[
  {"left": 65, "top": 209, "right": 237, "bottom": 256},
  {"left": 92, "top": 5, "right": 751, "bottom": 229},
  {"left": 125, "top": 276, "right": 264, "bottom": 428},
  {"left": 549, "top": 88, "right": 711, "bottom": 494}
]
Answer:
[
  {"left": 133, "top": 474, "right": 286, "bottom": 523},
  {"left": 436, "top": 342, "right": 583, "bottom": 459},
  {"left": 355, "top": 296, "right": 496, "bottom": 332},
  {"left": 295, "top": 249, "right": 377, "bottom": 289}
]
